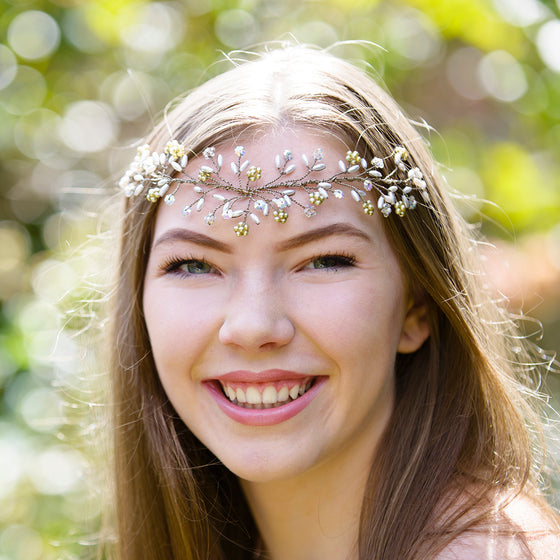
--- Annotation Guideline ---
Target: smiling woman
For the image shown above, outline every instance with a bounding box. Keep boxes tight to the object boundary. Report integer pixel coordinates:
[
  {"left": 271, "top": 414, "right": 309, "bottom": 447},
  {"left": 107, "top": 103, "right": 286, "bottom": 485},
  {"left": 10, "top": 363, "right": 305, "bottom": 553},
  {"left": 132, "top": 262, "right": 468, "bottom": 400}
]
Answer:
[
  {"left": 107, "top": 45, "right": 559, "bottom": 560},
  {"left": 142, "top": 129, "right": 427, "bottom": 488}
]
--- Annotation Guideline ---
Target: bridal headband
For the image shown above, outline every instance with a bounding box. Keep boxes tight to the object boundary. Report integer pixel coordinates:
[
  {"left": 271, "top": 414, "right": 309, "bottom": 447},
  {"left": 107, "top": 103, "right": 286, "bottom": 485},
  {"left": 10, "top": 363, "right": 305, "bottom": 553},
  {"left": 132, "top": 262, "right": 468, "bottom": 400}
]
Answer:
[{"left": 119, "top": 140, "right": 430, "bottom": 236}]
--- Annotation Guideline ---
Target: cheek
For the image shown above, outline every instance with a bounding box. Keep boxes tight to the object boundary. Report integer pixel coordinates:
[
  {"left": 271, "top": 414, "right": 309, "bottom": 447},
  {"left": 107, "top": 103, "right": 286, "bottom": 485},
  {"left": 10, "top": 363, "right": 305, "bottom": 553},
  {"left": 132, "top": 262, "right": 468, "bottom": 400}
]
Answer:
[
  {"left": 142, "top": 288, "right": 222, "bottom": 430},
  {"left": 142, "top": 285, "right": 219, "bottom": 378},
  {"left": 292, "top": 275, "right": 407, "bottom": 361}
]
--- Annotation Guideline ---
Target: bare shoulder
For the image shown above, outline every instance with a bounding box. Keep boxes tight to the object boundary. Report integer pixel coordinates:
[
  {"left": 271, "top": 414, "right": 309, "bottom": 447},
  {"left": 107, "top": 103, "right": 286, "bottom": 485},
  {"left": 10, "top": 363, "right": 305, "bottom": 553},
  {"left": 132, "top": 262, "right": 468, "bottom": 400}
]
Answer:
[{"left": 435, "top": 493, "right": 560, "bottom": 560}]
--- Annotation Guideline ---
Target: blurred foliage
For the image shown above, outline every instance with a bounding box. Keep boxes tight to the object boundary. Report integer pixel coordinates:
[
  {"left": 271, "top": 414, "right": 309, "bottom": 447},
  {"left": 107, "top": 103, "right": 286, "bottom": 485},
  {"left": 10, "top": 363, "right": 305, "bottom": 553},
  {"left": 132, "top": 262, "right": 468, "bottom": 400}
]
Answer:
[{"left": 1, "top": 0, "right": 560, "bottom": 558}]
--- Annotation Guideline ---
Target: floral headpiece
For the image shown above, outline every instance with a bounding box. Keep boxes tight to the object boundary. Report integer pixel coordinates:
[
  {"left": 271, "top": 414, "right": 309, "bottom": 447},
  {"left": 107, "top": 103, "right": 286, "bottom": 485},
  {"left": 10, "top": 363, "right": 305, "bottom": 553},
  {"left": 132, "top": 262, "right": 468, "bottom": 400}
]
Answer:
[{"left": 119, "top": 140, "right": 430, "bottom": 236}]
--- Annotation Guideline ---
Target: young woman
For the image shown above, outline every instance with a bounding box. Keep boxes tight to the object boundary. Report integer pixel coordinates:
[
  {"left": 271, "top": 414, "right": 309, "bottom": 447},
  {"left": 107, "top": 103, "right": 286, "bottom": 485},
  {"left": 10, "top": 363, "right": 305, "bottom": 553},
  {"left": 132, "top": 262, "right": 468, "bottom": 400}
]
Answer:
[{"left": 109, "top": 45, "right": 559, "bottom": 559}]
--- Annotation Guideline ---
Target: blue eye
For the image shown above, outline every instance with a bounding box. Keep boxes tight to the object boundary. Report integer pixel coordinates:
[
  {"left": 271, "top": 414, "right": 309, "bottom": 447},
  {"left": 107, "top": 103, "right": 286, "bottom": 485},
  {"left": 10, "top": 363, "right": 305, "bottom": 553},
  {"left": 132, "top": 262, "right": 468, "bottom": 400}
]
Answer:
[
  {"left": 162, "top": 257, "right": 214, "bottom": 276},
  {"left": 305, "top": 254, "right": 356, "bottom": 270},
  {"left": 181, "top": 260, "right": 212, "bottom": 274}
]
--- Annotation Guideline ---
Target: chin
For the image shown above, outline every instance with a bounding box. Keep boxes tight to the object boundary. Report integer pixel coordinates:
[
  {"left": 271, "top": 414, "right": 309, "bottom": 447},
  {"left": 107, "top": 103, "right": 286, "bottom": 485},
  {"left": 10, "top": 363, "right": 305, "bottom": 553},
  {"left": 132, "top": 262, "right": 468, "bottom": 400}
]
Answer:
[{"left": 215, "top": 446, "right": 320, "bottom": 484}]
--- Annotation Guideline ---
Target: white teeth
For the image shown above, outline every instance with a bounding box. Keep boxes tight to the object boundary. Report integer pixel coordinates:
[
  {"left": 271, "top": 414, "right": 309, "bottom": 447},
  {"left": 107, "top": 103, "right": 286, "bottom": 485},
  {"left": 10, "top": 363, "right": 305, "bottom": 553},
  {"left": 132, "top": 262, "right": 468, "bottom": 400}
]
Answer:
[
  {"left": 262, "top": 386, "right": 278, "bottom": 404},
  {"left": 221, "top": 380, "right": 314, "bottom": 408},
  {"left": 246, "top": 386, "right": 261, "bottom": 404},
  {"left": 278, "top": 386, "right": 290, "bottom": 402}
]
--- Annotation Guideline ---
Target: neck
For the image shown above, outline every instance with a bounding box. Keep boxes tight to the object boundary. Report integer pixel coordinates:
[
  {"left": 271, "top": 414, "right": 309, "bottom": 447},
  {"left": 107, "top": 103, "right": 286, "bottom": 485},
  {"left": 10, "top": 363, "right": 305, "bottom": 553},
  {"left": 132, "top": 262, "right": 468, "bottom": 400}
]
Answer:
[{"left": 241, "top": 443, "right": 374, "bottom": 560}]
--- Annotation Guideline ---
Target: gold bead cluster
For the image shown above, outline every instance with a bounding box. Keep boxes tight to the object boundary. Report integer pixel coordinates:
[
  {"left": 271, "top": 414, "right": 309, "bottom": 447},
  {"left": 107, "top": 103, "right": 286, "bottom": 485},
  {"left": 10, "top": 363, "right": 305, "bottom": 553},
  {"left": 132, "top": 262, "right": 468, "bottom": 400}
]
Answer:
[
  {"left": 233, "top": 223, "right": 249, "bottom": 236},
  {"left": 147, "top": 188, "right": 161, "bottom": 202},
  {"left": 395, "top": 201, "right": 406, "bottom": 217},
  {"left": 362, "top": 200, "right": 375, "bottom": 215},
  {"left": 165, "top": 140, "right": 186, "bottom": 160},
  {"left": 247, "top": 166, "right": 262, "bottom": 182},
  {"left": 273, "top": 209, "right": 288, "bottom": 223},
  {"left": 346, "top": 150, "right": 361, "bottom": 165},
  {"left": 309, "top": 191, "right": 325, "bottom": 205},
  {"left": 198, "top": 169, "right": 212, "bottom": 182}
]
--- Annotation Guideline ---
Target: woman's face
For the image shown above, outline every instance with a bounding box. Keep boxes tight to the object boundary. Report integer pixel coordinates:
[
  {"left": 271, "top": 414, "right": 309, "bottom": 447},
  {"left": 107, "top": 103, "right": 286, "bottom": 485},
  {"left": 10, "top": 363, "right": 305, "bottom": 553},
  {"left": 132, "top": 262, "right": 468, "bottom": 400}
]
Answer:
[{"left": 143, "top": 129, "right": 429, "bottom": 482}]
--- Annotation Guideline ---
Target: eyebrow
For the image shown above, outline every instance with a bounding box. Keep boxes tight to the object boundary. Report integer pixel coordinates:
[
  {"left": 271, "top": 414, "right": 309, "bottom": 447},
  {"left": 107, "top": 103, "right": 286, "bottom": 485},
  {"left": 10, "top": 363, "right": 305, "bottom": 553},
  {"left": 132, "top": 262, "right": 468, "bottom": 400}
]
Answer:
[
  {"left": 151, "top": 228, "right": 233, "bottom": 253},
  {"left": 151, "top": 222, "right": 372, "bottom": 254},
  {"left": 275, "top": 223, "right": 372, "bottom": 251}
]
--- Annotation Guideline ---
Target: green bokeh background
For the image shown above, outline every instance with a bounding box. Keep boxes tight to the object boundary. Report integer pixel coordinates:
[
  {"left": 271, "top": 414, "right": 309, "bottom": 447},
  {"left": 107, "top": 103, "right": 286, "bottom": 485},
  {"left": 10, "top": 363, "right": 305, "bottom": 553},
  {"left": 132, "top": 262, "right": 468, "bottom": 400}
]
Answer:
[{"left": 1, "top": 0, "right": 560, "bottom": 558}]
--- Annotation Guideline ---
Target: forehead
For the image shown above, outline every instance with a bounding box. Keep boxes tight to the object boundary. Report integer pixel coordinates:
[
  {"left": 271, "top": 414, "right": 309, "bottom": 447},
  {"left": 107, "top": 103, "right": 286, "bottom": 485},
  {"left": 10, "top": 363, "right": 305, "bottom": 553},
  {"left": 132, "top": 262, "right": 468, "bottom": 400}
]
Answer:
[
  {"left": 151, "top": 128, "right": 388, "bottom": 245},
  {"left": 196, "top": 128, "right": 351, "bottom": 183}
]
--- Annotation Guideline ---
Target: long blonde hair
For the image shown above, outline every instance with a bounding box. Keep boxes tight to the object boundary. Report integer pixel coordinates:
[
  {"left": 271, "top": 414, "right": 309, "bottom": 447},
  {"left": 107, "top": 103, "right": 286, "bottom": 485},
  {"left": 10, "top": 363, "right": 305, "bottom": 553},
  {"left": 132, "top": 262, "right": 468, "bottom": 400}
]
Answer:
[{"left": 107, "top": 45, "right": 556, "bottom": 559}]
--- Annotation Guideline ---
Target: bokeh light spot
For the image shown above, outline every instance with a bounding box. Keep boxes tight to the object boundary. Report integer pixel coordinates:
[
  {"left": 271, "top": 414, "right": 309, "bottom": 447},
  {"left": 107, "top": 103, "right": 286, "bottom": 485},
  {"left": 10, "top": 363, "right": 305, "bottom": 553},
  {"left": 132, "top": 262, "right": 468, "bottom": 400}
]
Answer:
[
  {"left": 49, "top": 332, "right": 81, "bottom": 390},
  {"left": 57, "top": 169, "right": 104, "bottom": 211},
  {"left": 446, "top": 47, "right": 486, "bottom": 100},
  {"left": 492, "top": 0, "right": 549, "bottom": 27},
  {"left": 386, "top": 10, "right": 442, "bottom": 66},
  {"left": 62, "top": 7, "right": 107, "bottom": 54},
  {"left": 16, "top": 299, "right": 60, "bottom": 341},
  {"left": 0, "top": 222, "right": 30, "bottom": 274},
  {"left": 7, "top": 11, "right": 60, "bottom": 61},
  {"left": 536, "top": 20, "right": 560, "bottom": 74},
  {"left": 120, "top": 2, "right": 185, "bottom": 54},
  {"left": 0, "top": 44, "right": 17, "bottom": 91},
  {"left": 0, "top": 429, "right": 27, "bottom": 499},
  {"left": 292, "top": 21, "right": 338, "bottom": 48},
  {"left": 31, "top": 258, "right": 79, "bottom": 304},
  {"left": 109, "top": 72, "right": 154, "bottom": 121},
  {"left": 478, "top": 50, "right": 528, "bottom": 102},
  {"left": 0, "top": 65, "right": 46, "bottom": 115},
  {"left": 13, "top": 109, "right": 61, "bottom": 160},
  {"left": 59, "top": 101, "right": 117, "bottom": 153},
  {"left": 28, "top": 445, "right": 85, "bottom": 495},
  {"left": 0, "top": 525, "right": 43, "bottom": 560},
  {"left": 21, "top": 387, "right": 64, "bottom": 433},
  {"left": 161, "top": 52, "right": 205, "bottom": 93},
  {"left": 215, "top": 10, "right": 259, "bottom": 48},
  {"left": 184, "top": 0, "right": 212, "bottom": 16}
]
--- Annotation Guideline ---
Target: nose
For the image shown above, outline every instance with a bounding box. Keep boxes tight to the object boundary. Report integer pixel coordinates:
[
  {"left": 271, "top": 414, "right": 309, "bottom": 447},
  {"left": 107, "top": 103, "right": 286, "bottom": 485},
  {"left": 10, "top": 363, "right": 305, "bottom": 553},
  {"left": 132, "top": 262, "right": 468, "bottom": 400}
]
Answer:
[{"left": 218, "top": 275, "right": 295, "bottom": 351}]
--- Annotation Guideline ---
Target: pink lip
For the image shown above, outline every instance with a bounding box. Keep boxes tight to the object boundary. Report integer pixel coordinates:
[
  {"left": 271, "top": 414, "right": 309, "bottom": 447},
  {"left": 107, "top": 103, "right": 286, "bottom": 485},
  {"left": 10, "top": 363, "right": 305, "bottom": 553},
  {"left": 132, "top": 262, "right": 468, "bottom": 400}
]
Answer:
[
  {"left": 215, "top": 369, "right": 311, "bottom": 383},
  {"left": 204, "top": 370, "right": 327, "bottom": 427}
]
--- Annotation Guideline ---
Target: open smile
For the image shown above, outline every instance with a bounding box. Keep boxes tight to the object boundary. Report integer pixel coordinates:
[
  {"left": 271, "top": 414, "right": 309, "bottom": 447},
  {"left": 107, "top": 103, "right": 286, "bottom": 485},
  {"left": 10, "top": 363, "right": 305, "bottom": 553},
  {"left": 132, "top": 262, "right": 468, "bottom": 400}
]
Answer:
[
  {"left": 219, "top": 378, "right": 314, "bottom": 409},
  {"left": 204, "top": 370, "right": 326, "bottom": 426}
]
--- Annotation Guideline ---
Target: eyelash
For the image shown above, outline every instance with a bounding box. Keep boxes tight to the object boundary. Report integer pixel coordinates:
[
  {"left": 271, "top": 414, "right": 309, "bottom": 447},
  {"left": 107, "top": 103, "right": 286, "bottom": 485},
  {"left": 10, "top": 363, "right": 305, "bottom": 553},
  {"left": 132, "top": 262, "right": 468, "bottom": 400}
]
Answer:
[
  {"left": 159, "top": 251, "right": 357, "bottom": 277},
  {"left": 160, "top": 255, "right": 216, "bottom": 277},
  {"left": 303, "top": 252, "right": 357, "bottom": 271}
]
